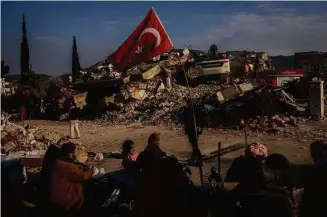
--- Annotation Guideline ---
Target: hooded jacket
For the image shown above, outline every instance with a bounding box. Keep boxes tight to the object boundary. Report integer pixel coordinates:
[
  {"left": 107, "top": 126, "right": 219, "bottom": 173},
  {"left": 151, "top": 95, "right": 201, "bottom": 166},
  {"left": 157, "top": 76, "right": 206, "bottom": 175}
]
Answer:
[{"left": 50, "top": 158, "right": 92, "bottom": 211}]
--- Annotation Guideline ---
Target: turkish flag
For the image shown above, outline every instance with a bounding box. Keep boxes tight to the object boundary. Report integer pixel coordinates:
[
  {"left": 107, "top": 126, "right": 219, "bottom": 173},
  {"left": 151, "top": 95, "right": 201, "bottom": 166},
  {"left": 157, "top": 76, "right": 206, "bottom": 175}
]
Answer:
[{"left": 108, "top": 7, "right": 174, "bottom": 72}]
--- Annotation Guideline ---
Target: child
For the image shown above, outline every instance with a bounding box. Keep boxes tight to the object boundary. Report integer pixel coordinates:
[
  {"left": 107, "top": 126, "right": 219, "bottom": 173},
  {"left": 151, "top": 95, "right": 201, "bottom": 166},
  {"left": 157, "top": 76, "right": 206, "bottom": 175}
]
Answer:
[{"left": 122, "top": 140, "right": 138, "bottom": 173}]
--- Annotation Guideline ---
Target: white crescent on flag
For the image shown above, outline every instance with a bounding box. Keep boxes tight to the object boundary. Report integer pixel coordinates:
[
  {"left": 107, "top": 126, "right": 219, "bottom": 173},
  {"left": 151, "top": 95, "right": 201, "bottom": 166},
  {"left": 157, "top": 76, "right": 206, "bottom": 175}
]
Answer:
[
  {"left": 139, "top": 28, "right": 161, "bottom": 48},
  {"left": 108, "top": 7, "right": 173, "bottom": 72}
]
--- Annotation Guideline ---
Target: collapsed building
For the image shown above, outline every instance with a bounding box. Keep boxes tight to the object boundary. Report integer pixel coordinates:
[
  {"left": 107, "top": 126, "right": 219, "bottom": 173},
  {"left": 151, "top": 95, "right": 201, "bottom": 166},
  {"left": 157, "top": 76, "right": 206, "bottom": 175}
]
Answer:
[{"left": 1, "top": 49, "right": 321, "bottom": 132}]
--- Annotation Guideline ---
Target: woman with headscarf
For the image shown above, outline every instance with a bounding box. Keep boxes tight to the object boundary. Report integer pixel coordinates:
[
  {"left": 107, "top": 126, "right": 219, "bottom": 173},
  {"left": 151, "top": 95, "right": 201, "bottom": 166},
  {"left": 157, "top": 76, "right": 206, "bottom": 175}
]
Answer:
[
  {"left": 224, "top": 143, "right": 268, "bottom": 217},
  {"left": 225, "top": 142, "right": 267, "bottom": 183}
]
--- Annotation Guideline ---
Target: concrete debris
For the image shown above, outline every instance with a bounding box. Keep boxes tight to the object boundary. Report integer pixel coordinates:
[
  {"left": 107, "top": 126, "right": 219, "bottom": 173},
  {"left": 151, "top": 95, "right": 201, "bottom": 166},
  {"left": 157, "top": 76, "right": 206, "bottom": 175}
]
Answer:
[
  {"left": 216, "top": 92, "right": 224, "bottom": 102},
  {"left": 238, "top": 83, "right": 254, "bottom": 93},
  {"left": 96, "top": 83, "right": 221, "bottom": 126},
  {"left": 2, "top": 48, "right": 322, "bottom": 133},
  {"left": 221, "top": 84, "right": 241, "bottom": 101},
  {"left": 1, "top": 123, "right": 62, "bottom": 157}
]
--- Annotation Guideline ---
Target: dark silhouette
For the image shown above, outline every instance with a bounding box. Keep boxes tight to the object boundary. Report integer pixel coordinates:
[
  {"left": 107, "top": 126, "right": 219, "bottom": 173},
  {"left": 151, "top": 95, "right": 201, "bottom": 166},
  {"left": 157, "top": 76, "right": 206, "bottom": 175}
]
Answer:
[
  {"left": 209, "top": 44, "right": 218, "bottom": 58},
  {"left": 134, "top": 133, "right": 167, "bottom": 217},
  {"left": 300, "top": 140, "right": 327, "bottom": 217},
  {"left": 20, "top": 14, "right": 31, "bottom": 81},
  {"left": 136, "top": 133, "right": 166, "bottom": 174},
  {"left": 225, "top": 143, "right": 267, "bottom": 183},
  {"left": 265, "top": 153, "right": 290, "bottom": 185},
  {"left": 183, "top": 99, "right": 203, "bottom": 165},
  {"left": 72, "top": 36, "right": 81, "bottom": 83},
  {"left": 1, "top": 60, "right": 10, "bottom": 78}
]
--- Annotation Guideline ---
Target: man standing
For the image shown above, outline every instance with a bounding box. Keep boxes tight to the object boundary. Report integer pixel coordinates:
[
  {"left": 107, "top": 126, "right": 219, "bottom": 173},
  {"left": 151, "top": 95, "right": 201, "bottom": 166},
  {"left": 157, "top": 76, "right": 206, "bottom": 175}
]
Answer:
[
  {"left": 183, "top": 99, "right": 203, "bottom": 165},
  {"left": 68, "top": 100, "right": 81, "bottom": 139}
]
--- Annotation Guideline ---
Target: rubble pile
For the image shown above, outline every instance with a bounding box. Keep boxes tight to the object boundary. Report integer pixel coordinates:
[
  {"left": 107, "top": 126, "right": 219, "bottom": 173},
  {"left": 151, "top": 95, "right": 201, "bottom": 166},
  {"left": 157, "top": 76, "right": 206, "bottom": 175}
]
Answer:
[
  {"left": 2, "top": 48, "right": 316, "bottom": 133},
  {"left": 244, "top": 114, "right": 298, "bottom": 132},
  {"left": 80, "top": 59, "right": 122, "bottom": 81},
  {"left": 79, "top": 50, "right": 309, "bottom": 130},
  {"left": 98, "top": 82, "right": 221, "bottom": 125},
  {"left": 1, "top": 118, "right": 62, "bottom": 158},
  {"left": 229, "top": 51, "right": 274, "bottom": 72}
]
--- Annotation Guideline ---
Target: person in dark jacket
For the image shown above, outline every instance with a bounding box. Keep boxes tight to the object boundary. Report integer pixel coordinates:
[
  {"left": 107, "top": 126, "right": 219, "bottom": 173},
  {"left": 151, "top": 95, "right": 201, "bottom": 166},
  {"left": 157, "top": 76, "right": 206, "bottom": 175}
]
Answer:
[
  {"left": 135, "top": 133, "right": 166, "bottom": 174},
  {"left": 183, "top": 99, "right": 203, "bottom": 165},
  {"left": 134, "top": 133, "right": 167, "bottom": 217},
  {"left": 300, "top": 140, "right": 327, "bottom": 217},
  {"left": 225, "top": 143, "right": 267, "bottom": 183}
]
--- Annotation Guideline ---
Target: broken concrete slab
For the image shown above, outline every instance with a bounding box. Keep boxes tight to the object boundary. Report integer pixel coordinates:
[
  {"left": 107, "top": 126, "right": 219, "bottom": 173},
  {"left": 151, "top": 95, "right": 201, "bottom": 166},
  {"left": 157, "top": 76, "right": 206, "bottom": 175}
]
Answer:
[
  {"left": 2, "top": 141, "right": 16, "bottom": 154},
  {"left": 130, "top": 88, "right": 147, "bottom": 101},
  {"left": 74, "top": 92, "right": 88, "bottom": 108},
  {"left": 238, "top": 83, "right": 253, "bottom": 93},
  {"left": 222, "top": 84, "right": 241, "bottom": 100},
  {"left": 142, "top": 65, "right": 162, "bottom": 80},
  {"left": 104, "top": 93, "right": 127, "bottom": 106},
  {"left": 4, "top": 122, "right": 26, "bottom": 134},
  {"left": 156, "top": 82, "right": 165, "bottom": 93},
  {"left": 216, "top": 91, "right": 224, "bottom": 102}
]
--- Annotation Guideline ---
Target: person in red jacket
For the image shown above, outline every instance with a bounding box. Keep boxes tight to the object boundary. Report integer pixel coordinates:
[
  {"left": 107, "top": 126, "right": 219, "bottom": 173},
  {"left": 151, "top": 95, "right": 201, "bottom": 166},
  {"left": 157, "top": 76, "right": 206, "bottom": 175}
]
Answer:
[
  {"left": 50, "top": 142, "right": 93, "bottom": 213},
  {"left": 244, "top": 64, "right": 250, "bottom": 75},
  {"left": 19, "top": 105, "right": 27, "bottom": 122}
]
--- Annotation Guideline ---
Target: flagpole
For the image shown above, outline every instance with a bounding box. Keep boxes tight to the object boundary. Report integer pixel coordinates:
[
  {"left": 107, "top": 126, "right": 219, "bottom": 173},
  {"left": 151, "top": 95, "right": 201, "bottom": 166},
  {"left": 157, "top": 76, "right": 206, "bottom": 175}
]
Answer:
[{"left": 173, "top": 47, "right": 204, "bottom": 186}]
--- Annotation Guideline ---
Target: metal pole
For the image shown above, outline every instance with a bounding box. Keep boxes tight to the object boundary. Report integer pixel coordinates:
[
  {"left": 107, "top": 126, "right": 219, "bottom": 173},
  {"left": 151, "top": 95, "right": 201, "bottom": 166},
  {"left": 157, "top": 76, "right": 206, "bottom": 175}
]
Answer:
[
  {"left": 244, "top": 125, "right": 248, "bottom": 146},
  {"left": 218, "top": 142, "right": 221, "bottom": 175}
]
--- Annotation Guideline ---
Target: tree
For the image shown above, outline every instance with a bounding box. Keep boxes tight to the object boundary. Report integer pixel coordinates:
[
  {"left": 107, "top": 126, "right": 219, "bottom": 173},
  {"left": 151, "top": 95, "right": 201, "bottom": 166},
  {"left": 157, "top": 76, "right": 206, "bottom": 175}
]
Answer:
[
  {"left": 1, "top": 60, "right": 10, "bottom": 78},
  {"left": 20, "top": 14, "right": 31, "bottom": 81},
  {"left": 209, "top": 44, "right": 218, "bottom": 58},
  {"left": 72, "top": 36, "right": 81, "bottom": 83}
]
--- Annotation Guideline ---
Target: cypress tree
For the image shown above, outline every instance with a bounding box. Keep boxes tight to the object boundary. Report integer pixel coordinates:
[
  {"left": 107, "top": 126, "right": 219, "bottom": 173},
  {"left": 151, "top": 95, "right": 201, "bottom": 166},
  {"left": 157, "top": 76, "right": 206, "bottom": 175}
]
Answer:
[
  {"left": 72, "top": 36, "right": 81, "bottom": 82},
  {"left": 20, "top": 14, "right": 30, "bottom": 81}
]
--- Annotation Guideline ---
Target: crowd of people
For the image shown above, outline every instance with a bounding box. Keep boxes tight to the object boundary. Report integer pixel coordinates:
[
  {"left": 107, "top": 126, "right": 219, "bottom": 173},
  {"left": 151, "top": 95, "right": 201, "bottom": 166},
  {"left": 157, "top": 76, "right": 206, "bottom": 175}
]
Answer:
[{"left": 2, "top": 132, "right": 327, "bottom": 217}]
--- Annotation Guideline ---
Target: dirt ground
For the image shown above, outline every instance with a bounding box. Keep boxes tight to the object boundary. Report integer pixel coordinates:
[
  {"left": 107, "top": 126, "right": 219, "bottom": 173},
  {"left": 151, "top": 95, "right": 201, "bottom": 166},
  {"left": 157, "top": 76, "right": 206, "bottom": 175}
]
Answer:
[
  {"left": 24, "top": 119, "right": 323, "bottom": 185},
  {"left": 25, "top": 120, "right": 315, "bottom": 162}
]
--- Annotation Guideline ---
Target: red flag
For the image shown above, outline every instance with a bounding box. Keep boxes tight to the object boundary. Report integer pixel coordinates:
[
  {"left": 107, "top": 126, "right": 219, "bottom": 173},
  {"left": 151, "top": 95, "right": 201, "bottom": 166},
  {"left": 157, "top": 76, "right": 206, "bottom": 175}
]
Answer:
[{"left": 108, "top": 7, "right": 174, "bottom": 72}]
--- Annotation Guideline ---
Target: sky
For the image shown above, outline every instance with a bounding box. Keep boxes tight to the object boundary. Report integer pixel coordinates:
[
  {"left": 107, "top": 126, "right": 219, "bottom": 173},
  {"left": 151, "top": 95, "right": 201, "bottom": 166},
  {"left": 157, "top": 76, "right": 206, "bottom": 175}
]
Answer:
[{"left": 1, "top": 1, "right": 327, "bottom": 75}]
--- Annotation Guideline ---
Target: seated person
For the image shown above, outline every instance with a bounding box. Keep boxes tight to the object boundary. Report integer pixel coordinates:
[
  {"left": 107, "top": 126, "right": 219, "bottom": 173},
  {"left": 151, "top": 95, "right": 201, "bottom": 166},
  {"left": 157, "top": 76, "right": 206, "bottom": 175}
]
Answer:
[
  {"left": 136, "top": 133, "right": 166, "bottom": 175},
  {"left": 134, "top": 133, "right": 167, "bottom": 217},
  {"left": 225, "top": 142, "right": 267, "bottom": 184},
  {"left": 300, "top": 140, "right": 327, "bottom": 217},
  {"left": 41, "top": 137, "right": 70, "bottom": 181},
  {"left": 50, "top": 142, "right": 93, "bottom": 213},
  {"left": 265, "top": 153, "right": 290, "bottom": 185},
  {"left": 122, "top": 140, "right": 139, "bottom": 174}
]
